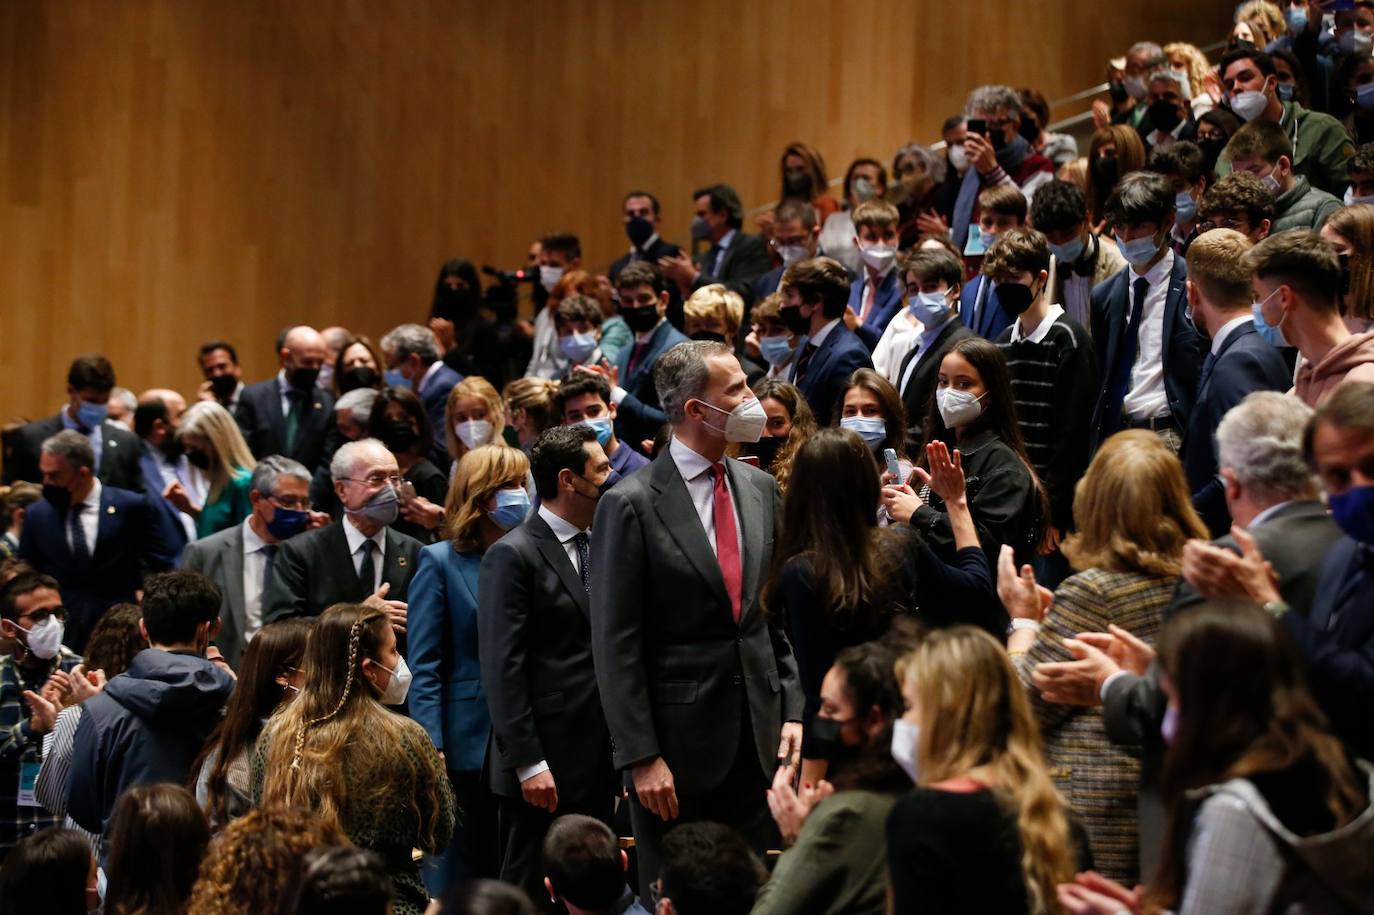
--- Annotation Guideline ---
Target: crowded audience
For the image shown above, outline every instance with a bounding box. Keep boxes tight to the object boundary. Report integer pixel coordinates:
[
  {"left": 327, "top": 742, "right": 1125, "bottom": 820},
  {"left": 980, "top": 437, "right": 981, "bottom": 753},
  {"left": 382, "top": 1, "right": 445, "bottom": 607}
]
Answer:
[{"left": 8, "top": 17, "right": 1374, "bottom": 915}]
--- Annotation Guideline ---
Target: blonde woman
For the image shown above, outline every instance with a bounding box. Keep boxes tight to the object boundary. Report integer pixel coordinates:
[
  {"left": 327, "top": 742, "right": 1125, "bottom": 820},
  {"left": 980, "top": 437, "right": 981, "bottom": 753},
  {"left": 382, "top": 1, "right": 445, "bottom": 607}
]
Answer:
[
  {"left": 1000, "top": 430, "right": 1209, "bottom": 883},
  {"left": 1165, "top": 41, "right": 1220, "bottom": 117},
  {"left": 253, "top": 603, "right": 455, "bottom": 915},
  {"left": 685, "top": 283, "right": 763, "bottom": 378},
  {"left": 444, "top": 376, "right": 507, "bottom": 465},
  {"left": 501, "top": 377, "right": 560, "bottom": 450},
  {"left": 885, "top": 626, "right": 1080, "bottom": 914},
  {"left": 406, "top": 443, "right": 530, "bottom": 889},
  {"left": 172, "top": 401, "right": 256, "bottom": 538}
]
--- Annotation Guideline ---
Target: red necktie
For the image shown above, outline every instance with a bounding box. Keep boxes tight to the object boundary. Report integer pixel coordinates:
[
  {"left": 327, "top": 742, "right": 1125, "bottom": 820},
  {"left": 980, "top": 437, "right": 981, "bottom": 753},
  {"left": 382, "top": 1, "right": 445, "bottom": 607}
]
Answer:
[
  {"left": 709, "top": 463, "right": 742, "bottom": 622},
  {"left": 627, "top": 341, "right": 649, "bottom": 376}
]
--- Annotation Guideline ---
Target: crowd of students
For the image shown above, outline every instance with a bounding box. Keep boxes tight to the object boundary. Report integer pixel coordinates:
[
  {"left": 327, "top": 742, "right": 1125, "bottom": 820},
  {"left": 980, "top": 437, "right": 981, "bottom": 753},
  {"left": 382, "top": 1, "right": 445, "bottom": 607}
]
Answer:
[{"left": 5, "top": 5, "right": 1374, "bottom": 913}]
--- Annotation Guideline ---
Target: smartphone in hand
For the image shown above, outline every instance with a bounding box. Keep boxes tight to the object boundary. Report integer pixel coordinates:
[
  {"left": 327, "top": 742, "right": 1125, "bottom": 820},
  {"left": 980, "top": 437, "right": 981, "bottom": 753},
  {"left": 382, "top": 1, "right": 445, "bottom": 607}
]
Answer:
[
  {"left": 883, "top": 448, "right": 901, "bottom": 481},
  {"left": 966, "top": 118, "right": 987, "bottom": 136}
]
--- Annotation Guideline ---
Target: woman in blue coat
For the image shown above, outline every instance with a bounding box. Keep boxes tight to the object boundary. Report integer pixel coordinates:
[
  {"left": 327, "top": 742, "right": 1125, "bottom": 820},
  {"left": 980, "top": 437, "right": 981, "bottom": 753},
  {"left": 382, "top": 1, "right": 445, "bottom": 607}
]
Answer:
[{"left": 408, "top": 442, "right": 532, "bottom": 892}]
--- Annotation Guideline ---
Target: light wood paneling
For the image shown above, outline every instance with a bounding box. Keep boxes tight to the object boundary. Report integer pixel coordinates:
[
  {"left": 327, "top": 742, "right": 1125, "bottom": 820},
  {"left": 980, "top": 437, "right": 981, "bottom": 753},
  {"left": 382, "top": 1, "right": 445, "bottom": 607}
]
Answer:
[{"left": 0, "top": 0, "right": 1231, "bottom": 425}]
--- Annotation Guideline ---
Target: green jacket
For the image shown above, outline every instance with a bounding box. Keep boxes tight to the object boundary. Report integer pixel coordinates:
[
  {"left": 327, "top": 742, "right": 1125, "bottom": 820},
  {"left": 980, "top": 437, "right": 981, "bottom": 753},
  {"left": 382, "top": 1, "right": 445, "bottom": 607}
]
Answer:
[
  {"left": 1216, "top": 102, "right": 1354, "bottom": 197},
  {"left": 1272, "top": 177, "right": 1341, "bottom": 233}
]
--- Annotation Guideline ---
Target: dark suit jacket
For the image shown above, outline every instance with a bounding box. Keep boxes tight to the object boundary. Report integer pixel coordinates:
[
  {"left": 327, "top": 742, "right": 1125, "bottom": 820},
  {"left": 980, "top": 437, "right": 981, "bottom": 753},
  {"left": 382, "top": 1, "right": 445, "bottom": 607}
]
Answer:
[
  {"left": 960, "top": 274, "right": 1013, "bottom": 341},
  {"left": 1281, "top": 536, "right": 1374, "bottom": 759},
  {"left": 1136, "top": 115, "right": 1198, "bottom": 154},
  {"left": 478, "top": 513, "right": 614, "bottom": 802},
  {"left": 1182, "top": 324, "right": 1293, "bottom": 536},
  {"left": 850, "top": 269, "right": 905, "bottom": 352},
  {"left": 788, "top": 322, "right": 873, "bottom": 425},
  {"left": 753, "top": 264, "right": 785, "bottom": 302},
  {"left": 4, "top": 416, "right": 143, "bottom": 492},
  {"left": 261, "top": 521, "right": 422, "bottom": 624},
  {"left": 137, "top": 443, "right": 189, "bottom": 563},
  {"left": 693, "top": 232, "right": 773, "bottom": 306},
  {"left": 612, "top": 320, "right": 690, "bottom": 450},
  {"left": 898, "top": 317, "right": 975, "bottom": 443},
  {"left": 180, "top": 522, "right": 250, "bottom": 669},
  {"left": 18, "top": 486, "right": 178, "bottom": 651},
  {"left": 234, "top": 377, "right": 336, "bottom": 472},
  {"left": 1088, "top": 258, "right": 1203, "bottom": 451},
  {"left": 418, "top": 362, "right": 464, "bottom": 467},
  {"left": 1167, "top": 500, "right": 1344, "bottom": 621},
  {"left": 407, "top": 542, "right": 491, "bottom": 773},
  {"left": 589, "top": 450, "right": 804, "bottom": 796}
]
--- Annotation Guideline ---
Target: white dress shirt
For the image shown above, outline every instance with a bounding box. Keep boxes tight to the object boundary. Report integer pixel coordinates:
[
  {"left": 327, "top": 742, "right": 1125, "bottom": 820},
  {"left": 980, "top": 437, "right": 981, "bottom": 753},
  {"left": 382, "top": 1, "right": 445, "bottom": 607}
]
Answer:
[
  {"left": 1122, "top": 250, "right": 1175, "bottom": 420},
  {"left": 1010, "top": 304, "right": 1066, "bottom": 344},
  {"left": 66, "top": 479, "right": 102, "bottom": 555},
  {"left": 148, "top": 446, "right": 202, "bottom": 541},
  {"left": 872, "top": 309, "right": 924, "bottom": 385},
  {"left": 668, "top": 436, "right": 742, "bottom": 558},
  {"left": 241, "top": 518, "right": 273, "bottom": 641},
  {"left": 342, "top": 516, "right": 387, "bottom": 593}
]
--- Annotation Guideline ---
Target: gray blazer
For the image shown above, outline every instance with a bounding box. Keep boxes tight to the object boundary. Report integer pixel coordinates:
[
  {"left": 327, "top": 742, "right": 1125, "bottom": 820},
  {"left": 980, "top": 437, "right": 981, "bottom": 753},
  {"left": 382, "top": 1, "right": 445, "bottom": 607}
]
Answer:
[{"left": 181, "top": 523, "right": 249, "bottom": 669}]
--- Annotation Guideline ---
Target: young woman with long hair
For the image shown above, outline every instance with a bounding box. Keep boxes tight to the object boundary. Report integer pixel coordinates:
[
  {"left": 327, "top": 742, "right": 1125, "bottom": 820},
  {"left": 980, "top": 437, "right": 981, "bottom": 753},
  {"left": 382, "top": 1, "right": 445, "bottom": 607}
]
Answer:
[
  {"left": 101, "top": 784, "right": 211, "bottom": 915},
  {"left": 883, "top": 336, "right": 1046, "bottom": 567},
  {"left": 444, "top": 376, "right": 507, "bottom": 465},
  {"left": 253, "top": 604, "right": 455, "bottom": 915},
  {"left": 1058, "top": 602, "right": 1374, "bottom": 914},
  {"left": 885, "top": 626, "right": 1080, "bottom": 914},
  {"left": 192, "top": 618, "right": 310, "bottom": 827},
  {"left": 743, "top": 378, "right": 817, "bottom": 493}
]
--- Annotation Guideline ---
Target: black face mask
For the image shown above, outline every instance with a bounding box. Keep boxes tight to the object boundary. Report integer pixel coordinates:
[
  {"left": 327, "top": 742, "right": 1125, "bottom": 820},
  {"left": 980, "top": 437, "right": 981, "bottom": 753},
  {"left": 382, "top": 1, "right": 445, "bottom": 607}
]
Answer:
[
  {"left": 1147, "top": 99, "right": 1183, "bottom": 133},
  {"left": 339, "top": 365, "right": 380, "bottom": 393},
  {"left": 620, "top": 305, "right": 661, "bottom": 334},
  {"left": 1108, "top": 81, "right": 1129, "bottom": 104},
  {"left": 778, "top": 305, "right": 810, "bottom": 336},
  {"left": 742, "top": 435, "right": 783, "bottom": 469},
  {"left": 288, "top": 367, "right": 320, "bottom": 392},
  {"left": 804, "top": 716, "right": 862, "bottom": 766},
  {"left": 996, "top": 281, "right": 1038, "bottom": 317},
  {"left": 1091, "top": 156, "right": 1120, "bottom": 190},
  {"left": 186, "top": 448, "right": 213, "bottom": 470},
  {"left": 159, "top": 437, "right": 184, "bottom": 463},
  {"left": 784, "top": 170, "right": 813, "bottom": 198},
  {"left": 574, "top": 470, "right": 617, "bottom": 501},
  {"left": 42, "top": 484, "right": 71, "bottom": 513},
  {"left": 209, "top": 374, "right": 239, "bottom": 402},
  {"left": 382, "top": 418, "right": 420, "bottom": 452},
  {"left": 990, "top": 125, "right": 1010, "bottom": 151},
  {"left": 1018, "top": 118, "right": 1040, "bottom": 143},
  {"left": 625, "top": 216, "right": 655, "bottom": 249},
  {"left": 689, "top": 331, "right": 727, "bottom": 343}
]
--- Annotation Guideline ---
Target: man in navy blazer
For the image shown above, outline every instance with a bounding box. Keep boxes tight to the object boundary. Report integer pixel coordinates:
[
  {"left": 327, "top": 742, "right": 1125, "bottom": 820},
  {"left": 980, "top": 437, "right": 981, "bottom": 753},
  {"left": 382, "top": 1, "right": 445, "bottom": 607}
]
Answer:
[
  {"left": 18, "top": 431, "right": 177, "bottom": 652},
  {"left": 596, "top": 262, "right": 689, "bottom": 452},
  {"left": 132, "top": 392, "right": 195, "bottom": 555},
  {"left": 783, "top": 257, "right": 874, "bottom": 424},
  {"left": 1088, "top": 172, "right": 1203, "bottom": 453},
  {"left": 381, "top": 323, "right": 464, "bottom": 466},
  {"left": 234, "top": 325, "right": 336, "bottom": 473},
  {"left": 849, "top": 200, "right": 906, "bottom": 351},
  {"left": 1178, "top": 230, "right": 1293, "bottom": 535},
  {"left": 959, "top": 272, "right": 1015, "bottom": 341}
]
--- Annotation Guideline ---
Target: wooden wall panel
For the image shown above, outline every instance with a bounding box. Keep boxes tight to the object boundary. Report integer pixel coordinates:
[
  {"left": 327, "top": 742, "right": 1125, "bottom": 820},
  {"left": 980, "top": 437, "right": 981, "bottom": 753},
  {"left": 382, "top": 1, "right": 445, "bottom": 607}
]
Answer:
[{"left": 0, "top": 0, "right": 1232, "bottom": 425}]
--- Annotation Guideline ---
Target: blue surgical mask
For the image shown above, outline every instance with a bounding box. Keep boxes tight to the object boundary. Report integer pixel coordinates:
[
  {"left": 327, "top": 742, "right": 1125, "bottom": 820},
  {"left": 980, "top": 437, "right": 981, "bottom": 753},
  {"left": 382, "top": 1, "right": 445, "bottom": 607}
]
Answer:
[
  {"left": 76, "top": 400, "right": 108, "bottom": 430},
  {"left": 558, "top": 331, "right": 598, "bottom": 364},
  {"left": 1330, "top": 486, "right": 1374, "bottom": 545},
  {"left": 1116, "top": 232, "right": 1162, "bottom": 268},
  {"left": 839, "top": 415, "right": 888, "bottom": 445},
  {"left": 488, "top": 488, "right": 530, "bottom": 531},
  {"left": 1175, "top": 190, "right": 1197, "bottom": 224},
  {"left": 758, "top": 335, "right": 794, "bottom": 366},
  {"left": 908, "top": 291, "right": 951, "bottom": 325},
  {"left": 1252, "top": 288, "right": 1290, "bottom": 348},
  {"left": 265, "top": 506, "right": 309, "bottom": 540},
  {"left": 1285, "top": 5, "right": 1307, "bottom": 34},
  {"left": 582, "top": 416, "right": 614, "bottom": 449},
  {"left": 1049, "top": 235, "right": 1085, "bottom": 264},
  {"left": 1277, "top": 82, "right": 1295, "bottom": 102}
]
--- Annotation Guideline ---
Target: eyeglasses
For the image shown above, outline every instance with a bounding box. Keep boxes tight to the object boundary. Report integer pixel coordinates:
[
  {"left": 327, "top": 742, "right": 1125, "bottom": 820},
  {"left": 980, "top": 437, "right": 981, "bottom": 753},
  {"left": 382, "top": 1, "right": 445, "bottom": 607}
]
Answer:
[
  {"left": 18, "top": 608, "right": 67, "bottom": 626},
  {"left": 340, "top": 473, "right": 402, "bottom": 487},
  {"left": 269, "top": 495, "right": 313, "bottom": 511}
]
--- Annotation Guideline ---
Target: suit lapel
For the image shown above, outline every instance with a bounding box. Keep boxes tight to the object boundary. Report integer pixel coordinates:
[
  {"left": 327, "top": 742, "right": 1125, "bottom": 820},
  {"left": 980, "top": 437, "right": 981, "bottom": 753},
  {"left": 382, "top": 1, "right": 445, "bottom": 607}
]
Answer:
[
  {"left": 648, "top": 454, "right": 730, "bottom": 607},
  {"left": 380, "top": 530, "right": 412, "bottom": 589},
  {"left": 726, "top": 460, "right": 765, "bottom": 625},
  {"left": 1102, "top": 273, "right": 1129, "bottom": 383},
  {"left": 90, "top": 490, "right": 120, "bottom": 563},
  {"left": 528, "top": 514, "right": 590, "bottom": 616},
  {"left": 1161, "top": 258, "right": 1189, "bottom": 376},
  {"left": 264, "top": 380, "right": 288, "bottom": 444},
  {"left": 223, "top": 526, "right": 247, "bottom": 638},
  {"left": 625, "top": 322, "right": 666, "bottom": 388}
]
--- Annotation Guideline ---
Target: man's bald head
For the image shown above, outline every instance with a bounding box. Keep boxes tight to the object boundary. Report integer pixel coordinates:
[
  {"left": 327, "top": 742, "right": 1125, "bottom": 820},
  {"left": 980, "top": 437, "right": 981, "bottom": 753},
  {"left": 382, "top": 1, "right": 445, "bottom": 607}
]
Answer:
[
  {"left": 280, "top": 325, "right": 328, "bottom": 374},
  {"left": 139, "top": 388, "right": 187, "bottom": 424}
]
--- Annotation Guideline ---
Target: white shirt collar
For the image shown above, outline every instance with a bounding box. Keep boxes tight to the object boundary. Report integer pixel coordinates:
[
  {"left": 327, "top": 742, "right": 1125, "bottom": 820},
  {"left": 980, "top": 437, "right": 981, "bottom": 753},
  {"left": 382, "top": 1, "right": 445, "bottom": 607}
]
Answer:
[
  {"left": 669, "top": 435, "right": 717, "bottom": 483},
  {"left": 1011, "top": 304, "right": 1065, "bottom": 344},
  {"left": 537, "top": 504, "right": 585, "bottom": 542},
  {"left": 342, "top": 515, "right": 386, "bottom": 554},
  {"left": 808, "top": 317, "right": 842, "bottom": 349},
  {"left": 629, "top": 232, "right": 661, "bottom": 254},
  {"left": 1248, "top": 499, "right": 1293, "bottom": 529},
  {"left": 242, "top": 516, "right": 271, "bottom": 554},
  {"left": 78, "top": 479, "right": 102, "bottom": 511},
  {"left": 1211, "top": 313, "right": 1252, "bottom": 355},
  {"left": 718, "top": 229, "right": 737, "bottom": 250}
]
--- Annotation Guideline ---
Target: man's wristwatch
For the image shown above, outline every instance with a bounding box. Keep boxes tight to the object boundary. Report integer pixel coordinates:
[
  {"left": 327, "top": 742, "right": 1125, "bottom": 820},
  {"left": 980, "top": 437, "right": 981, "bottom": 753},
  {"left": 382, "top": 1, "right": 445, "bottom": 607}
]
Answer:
[
  {"left": 1262, "top": 600, "right": 1290, "bottom": 620},
  {"left": 1008, "top": 619, "right": 1041, "bottom": 636}
]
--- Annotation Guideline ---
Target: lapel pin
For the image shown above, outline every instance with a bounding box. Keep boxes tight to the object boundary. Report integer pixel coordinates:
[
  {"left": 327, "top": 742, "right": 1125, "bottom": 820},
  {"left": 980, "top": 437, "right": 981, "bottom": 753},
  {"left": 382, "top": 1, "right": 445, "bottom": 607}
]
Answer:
[
  {"left": 313, "top": 402, "right": 322, "bottom": 410},
  {"left": 109, "top": 439, "right": 118, "bottom": 448},
  {"left": 106, "top": 505, "right": 116, "bottom": 514},
  {"left": 398, "top": 556, "right": 407, "bottom": 568}
]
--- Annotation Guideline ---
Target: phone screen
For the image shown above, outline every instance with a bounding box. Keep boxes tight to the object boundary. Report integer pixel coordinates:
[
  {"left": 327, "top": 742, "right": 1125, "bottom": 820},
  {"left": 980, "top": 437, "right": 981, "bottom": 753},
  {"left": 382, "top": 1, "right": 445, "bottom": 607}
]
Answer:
[{"left": 967, "top": 118, "right": 987, "bottom": 136}]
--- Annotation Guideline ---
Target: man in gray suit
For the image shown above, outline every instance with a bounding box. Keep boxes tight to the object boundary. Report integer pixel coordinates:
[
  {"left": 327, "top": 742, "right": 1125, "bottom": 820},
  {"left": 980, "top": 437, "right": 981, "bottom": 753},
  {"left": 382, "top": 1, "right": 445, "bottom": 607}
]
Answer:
[
  {"left": 1031, "top": 391, "right": 1340, "bottom": 881},
  {"left": 589, "top": 341, "right": 804, "bottom": 900},
  {"left": 262, "top": 439, "right": 417, "bottom": 639},
  {"left": 180, "top": 456, "right": 316, "bottom": 669}
]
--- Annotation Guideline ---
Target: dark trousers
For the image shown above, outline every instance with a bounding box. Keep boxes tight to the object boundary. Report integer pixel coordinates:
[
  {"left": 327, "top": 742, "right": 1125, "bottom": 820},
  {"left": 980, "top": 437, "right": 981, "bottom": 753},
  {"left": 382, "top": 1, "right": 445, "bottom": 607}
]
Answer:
[
  {"left": 422, "top": 769, "right": 497, "bottom": 897},
  {"left": 627, "top": 715, "right": 777, "bottom": 902},
  {"left": 496, "top": 784, "right": 615, "bottom": 912}
]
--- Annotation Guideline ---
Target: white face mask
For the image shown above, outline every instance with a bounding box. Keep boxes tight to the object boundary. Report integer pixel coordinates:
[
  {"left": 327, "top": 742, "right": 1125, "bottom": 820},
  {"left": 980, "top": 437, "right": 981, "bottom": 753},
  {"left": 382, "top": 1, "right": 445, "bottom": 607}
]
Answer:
[
  {"left": 374, "top": 655, "right": 412, "bottom": 706},
  {"left": 936, "top": 387, "right": 986, "bottom": 428},
  {"left": 1344, "top": 186, "right": 1374, "bottom": 206},
  {"left": 16, "top": 616, "right": 64, "bottom": 660},
  {"left": 1229, "top": 88, "right": 1269, "bottom": 122},
  {"left": 455, "top": 419, "right": 493, "bottom": 450},
  {"left": 891, "top": 718, "right": 919, "bottom": 782},
  {"left": 777, "top": 244, "right": 808, "bottom": 267},
  {"left": 539, "top": 265, "right": 564, "bottom": 294},
  {"left": 947, "top": 144, "right": 970, "bottom": 174},
  {"left": 857, "top": 242, "right": 897, "bottom": 274},
  {"left": 697, "top": 396, "right": 767, "bottom": 443},
  {"left": 1123, "top": 74, "right": 1148, "bottom": 100}
]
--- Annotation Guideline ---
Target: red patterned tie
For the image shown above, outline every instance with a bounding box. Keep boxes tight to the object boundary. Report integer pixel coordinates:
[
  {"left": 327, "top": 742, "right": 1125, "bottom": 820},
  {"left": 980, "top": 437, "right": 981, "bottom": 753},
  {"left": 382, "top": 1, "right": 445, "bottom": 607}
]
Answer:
[{"left": 709, "top": 463, "right": 742, "bottom": 622}]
